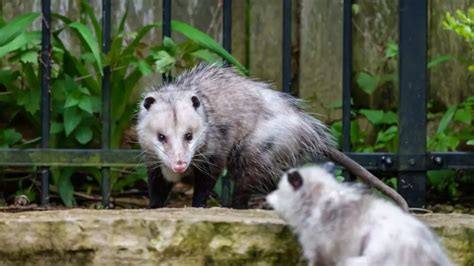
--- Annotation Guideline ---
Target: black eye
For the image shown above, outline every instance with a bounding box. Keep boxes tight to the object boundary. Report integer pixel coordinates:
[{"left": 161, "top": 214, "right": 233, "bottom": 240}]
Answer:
[
  {"left": 184, "top": 133, "right": 193, "bottom": 141},
  {"left": 158, "top": 134, "right": 166, "bottom": 142}
]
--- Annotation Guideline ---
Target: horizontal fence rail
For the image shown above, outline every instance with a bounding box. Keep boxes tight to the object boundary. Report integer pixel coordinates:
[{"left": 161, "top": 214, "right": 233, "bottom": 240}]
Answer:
[
  {"left": 0, "top": 0, "right": 472, "bottom": 208},
  {"left": 1, "top": 150, "right": 473, "bottom": 171}
]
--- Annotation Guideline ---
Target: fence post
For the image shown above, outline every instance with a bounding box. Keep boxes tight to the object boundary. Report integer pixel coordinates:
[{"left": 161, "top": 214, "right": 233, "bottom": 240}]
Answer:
[
  {"left": 342, "top": 0, "right": 352, "bottom": 180},
  {"left": 40, "top": 0, "right": 51, "bottom": 207},
  {"left": 398, "top": 0, "right": 428, "bottom": 208},
  {"left": 101, "top": 0, "right": 111, "bottom": 208}
]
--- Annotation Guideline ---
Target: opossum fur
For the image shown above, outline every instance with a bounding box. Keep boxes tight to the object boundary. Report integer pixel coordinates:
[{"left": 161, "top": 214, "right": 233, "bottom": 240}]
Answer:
[
  {"left": 266, "top": 165, "right": 453, "bottom": 266},
  {"left": 137, "top": 64, "right": 408, "bottom": 210}
]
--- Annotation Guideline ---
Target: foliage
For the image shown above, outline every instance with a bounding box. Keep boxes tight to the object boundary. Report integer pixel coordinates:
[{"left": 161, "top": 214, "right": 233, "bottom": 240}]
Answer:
[
  {"left": 443, "top": 8, "right": 474, "bottom": 72},
  {"left": 0, "top": 0, "right": 246, "bottom": 206},
  {"left": 330, "top": 39, "right": 473, "bottom": 200}
]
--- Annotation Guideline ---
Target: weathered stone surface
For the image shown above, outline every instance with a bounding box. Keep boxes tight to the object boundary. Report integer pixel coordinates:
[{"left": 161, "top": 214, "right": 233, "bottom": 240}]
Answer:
[
  {"left": 0, "top": 209, "right": 472, "bottom": 265},
  {"left": 0, "top": 208, "right": 302, "bottom": 265}
]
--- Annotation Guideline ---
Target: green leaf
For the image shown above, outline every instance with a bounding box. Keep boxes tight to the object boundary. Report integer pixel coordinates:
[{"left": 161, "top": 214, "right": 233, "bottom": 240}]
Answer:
[
  {"left": 50, "top": 122, "right": 64, "bottom": 134},
  {"left": 16, "top": 89, "right": 40, "bottom": 114},
  {"left": 0, "top": 32, "right": 41, "bottom": 58},
  {"left": 437, "top": 105, "right": 457, "bottom": 133},
  {"left": 467, "top": 140, "right": 474, "bottom": 145},
  {"left": 171, "top": 20, "right": 247, "bottom": 74},
  {"left": 80, "top": 0, "right": 101, "bottom": 47},
  {"left": 381, "top": 111, "right": 398, "bottom": 125},
  {"left": 0, "top": 12, "right": 39, "bottom": 46},
  {"left": 190, "top": 49, "right": 221, "bottom": 64},
  {"left": 0, "top": 129, "right": 22, "bottom": 148},
  {"left": 63, "top": 107, "right": 82, "bottom": 136},
  {"left": 153, "top": 51, "right": 176, "bottom": 74},
  {"left": 57, "top": 168, "right": 76, "bottom": 207},
  {"left": 136, "top": 59, "right": 153, "bottom": 76},
  {"left": 74, "top": 126, "right": 93, "bottom": 144},
  {"left": 359, "top": 109, "right": 384, "bottom": 125},
  {"left": 163, "top": 36, "right": 177, "bottom": 56},
  {"left": 384, "top": 41, "right": 398, "bottom": 59},
  {"left": 428, "top": 55, "right": 454, "bottom": 69},
  {"left": 69, "top": 22, "right": 103, "bottom": 75},
  {"left": 351, "top": 4, "right": 360, "bottom": 15},
  {"left": 19, "top": 50, "right": 38, "bottom": 64},
  {"left": 453, "top": 108, "right": 472, "bottom": 125},
  {"left": 64, "top": 96, "right": 80, "bottom": 108},
  {"left": 356, "top": 72, "right": 379, "bottom": 95},
  {"left": 78, "top": 96, "right": 94, "bottom": 114}
]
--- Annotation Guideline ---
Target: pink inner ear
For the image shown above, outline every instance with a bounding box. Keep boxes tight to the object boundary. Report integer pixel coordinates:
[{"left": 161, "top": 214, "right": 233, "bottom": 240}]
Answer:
[{"left": 144, "top": 97, "right": 156, "bottom": 110}]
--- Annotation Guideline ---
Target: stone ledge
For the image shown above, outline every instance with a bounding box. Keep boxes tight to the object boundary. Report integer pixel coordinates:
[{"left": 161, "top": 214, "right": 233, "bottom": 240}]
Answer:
[{"left": 0, "top": 209, "right": 472, "bottom": 265}]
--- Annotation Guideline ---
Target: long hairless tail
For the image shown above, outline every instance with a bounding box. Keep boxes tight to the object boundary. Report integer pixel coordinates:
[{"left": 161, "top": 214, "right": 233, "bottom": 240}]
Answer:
[{"left": 327, "top": 149, "right": 409, "bottom": 212}]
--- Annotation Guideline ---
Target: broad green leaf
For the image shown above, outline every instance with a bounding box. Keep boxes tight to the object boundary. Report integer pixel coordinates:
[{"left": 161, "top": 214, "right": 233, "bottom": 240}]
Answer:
[
  {"left": 57, "top": 168, "right": 76, "bottom": 207},
  {"left": 467, "top": 140, "right": 474, "bottom": 145},
  {"left": 64, "top": 96, "right": 80, "bottom": 108},
  {"left": 16, "top": 89, "right": 40, "bottom": 114},
  {"left": 453, "top": 108, "right": 472, "bottom": 124},
  {"left": 381, "top": 111, "right": 398, "bottom": 125},
  {"left": 0, "top": 12, "right": 39, "bottom": 46},
  {"left": 356, "top": 72, "right": 379, "bottom": 95},
  {"left": 359, "top": 109, "right": 384, "bottom": 125},
  {"left": 191, "top": 49, "right": 221, "bottom": 64},
  {"left": 163, "top": 36, "right": 177, "bottom": 55},
  {"left": 171, "top": 20, "right": 247, "bottom": 74},
  {"left": 428, "top": 55, "right": 454, "bottom": 69},
  {"left": 19, "top": 50, "right": 38, "bottom": 64},
  {"left": 74, "top": 126, "right": 93, "bottom": 144},
  {"left": 50, "top": 122, "right": 64, "bottom": 134},
  {"left": 153, "top": 51, "right": 176, "bottom": 74},
  {"left": 78, "top": 96, "right": 94, "bottom": 114},
  {"left": 69, "top": 22, "right": 103, "bottom": 75},
  {"left": 437, "top": 105, "right": 457, "bottom": 133},
  {"left": 0, "top": 129, "right": 22, "bottom": 148},
  {"left": 0, "top": 32, "right": 41, "bottom": 58},
  {"left": 63, "top": 107, "right": 82, "bottom": 136}
]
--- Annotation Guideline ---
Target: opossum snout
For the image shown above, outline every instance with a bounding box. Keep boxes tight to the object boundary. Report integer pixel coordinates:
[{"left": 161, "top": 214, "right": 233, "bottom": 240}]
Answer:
[{"left": 172, "top": 160, "right": 188, "bottom": 174}]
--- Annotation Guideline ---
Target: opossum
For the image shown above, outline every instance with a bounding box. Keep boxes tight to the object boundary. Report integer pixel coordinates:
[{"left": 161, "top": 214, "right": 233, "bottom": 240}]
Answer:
[
  {"left": 266, "top": 165, "right": 453, "bottom": 266},
  {"left": 137, "top": 64, "right": 408, "bottom": 210}
]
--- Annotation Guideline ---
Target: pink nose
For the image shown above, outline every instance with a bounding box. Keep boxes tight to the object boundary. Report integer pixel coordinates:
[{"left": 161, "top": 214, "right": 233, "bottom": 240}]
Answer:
[{"left": 172, "top": 161, "right": 187, "bottom": 174}]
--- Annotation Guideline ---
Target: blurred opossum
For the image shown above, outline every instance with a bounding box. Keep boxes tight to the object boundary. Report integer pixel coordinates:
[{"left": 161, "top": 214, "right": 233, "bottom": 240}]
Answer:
[
  {"left": 266, "top": 165, "right": 453, "bottom": 266},
  {"left": 137, "top": 64, "right": 408, "bottom": 210}
]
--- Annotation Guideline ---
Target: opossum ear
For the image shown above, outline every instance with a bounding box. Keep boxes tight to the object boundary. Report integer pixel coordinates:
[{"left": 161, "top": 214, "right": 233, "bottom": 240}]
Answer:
[
  {"left": 143, "top": 97, "right": 156, "bottom": 110},
  {"left": 287, "top": 170, "right": 303, "bottom": 190},
  {"left": 191, "top": 96, "right": 200, "bottom": 109}
]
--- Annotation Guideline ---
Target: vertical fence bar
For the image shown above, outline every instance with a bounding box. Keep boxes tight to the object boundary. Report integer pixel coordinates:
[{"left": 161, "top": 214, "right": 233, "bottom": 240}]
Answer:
[
  {"left": 101, "top": 0, "right": 111, "bottom": 208},
  {"left": 398, "top": 0, "right": 427, "bottom": 208},
  {"left": 282, "top": 0, "right": 291, "bottom": 94},
  {"left": 221, "top": 0, "right": 232, "bottom": 207},
  {"left": 162, "top": 0, "right": 171, "bottom": 81},
  {"left": 342, "top": 0, "right": 353, "bottom": 180},
  {"left": 40, "top": 0, "right": 51, "bottom": 206},
  {"left": 342, "top": 0, "right": 352, "bottom": 154}
]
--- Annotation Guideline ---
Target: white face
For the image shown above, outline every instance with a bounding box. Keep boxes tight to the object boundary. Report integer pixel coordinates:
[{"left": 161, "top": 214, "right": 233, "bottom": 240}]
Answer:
[
  {"left": 266, "top": 171, "right": 301, "bottom": 221},
  {"left": 267, "top": 166, "right": 337, "bottom": 222},
  {"left": 137, "top": 90, "right": 206, "bottom": 174}
]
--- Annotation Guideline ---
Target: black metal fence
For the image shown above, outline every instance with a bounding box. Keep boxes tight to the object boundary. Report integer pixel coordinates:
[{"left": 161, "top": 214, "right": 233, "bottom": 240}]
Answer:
[{"left": 1, "top": 0, "right": 473, "bottom": 208}]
